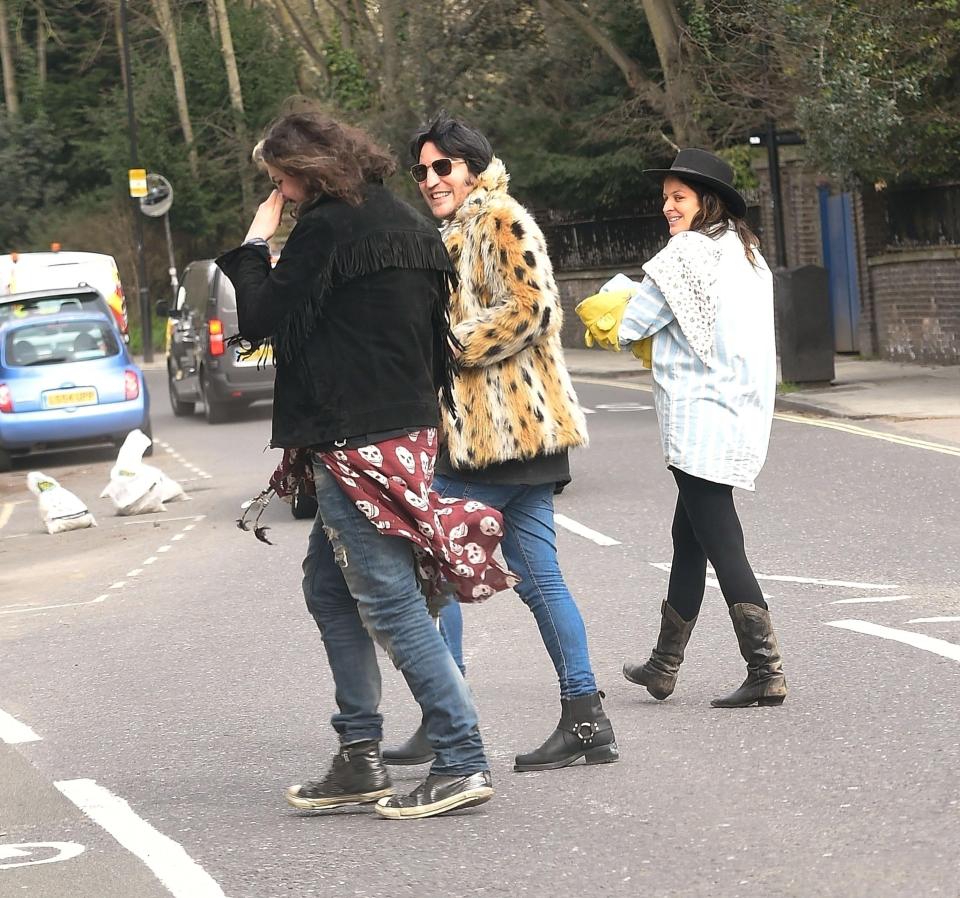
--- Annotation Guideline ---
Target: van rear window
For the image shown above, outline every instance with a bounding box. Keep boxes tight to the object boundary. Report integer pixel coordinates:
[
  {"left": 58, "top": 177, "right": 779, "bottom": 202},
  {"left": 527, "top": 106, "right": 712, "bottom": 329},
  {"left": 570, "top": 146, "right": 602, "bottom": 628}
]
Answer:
[{"left": 0, "top": 292, "right": 107, "bottom": 324}]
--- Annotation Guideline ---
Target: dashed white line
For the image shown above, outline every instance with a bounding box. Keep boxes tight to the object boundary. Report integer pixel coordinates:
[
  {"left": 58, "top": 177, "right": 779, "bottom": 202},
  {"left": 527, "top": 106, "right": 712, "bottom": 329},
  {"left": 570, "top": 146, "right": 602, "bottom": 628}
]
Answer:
[
  {"left": 0, "top": 707, "right": 41, "bottom": 744},
  {"left": 157, "top": 545, "right": 171, "bottom": 553},
  {"left": 171, "top": 533, "right": 184, "bottom": 541},
  {"left": 109, "top": 581, "right": 126, "bottom": 590},
  {"left": 143, "top": 556, "right": 158, "bottom": 565},
  {"left": 907, "top": 616, "right": 960, "bottom": 624},
  {"left": 554, "top": 514, "right": 621, "bottom": 546},
  {"left": 55, "top": 779, "right": 227, "bottom": 898},
  {"left": 827, "top": 619, "right": 960, "bottom": 662},
  {"left": 126, "top": 569, "right": 143, "bottom": 578},
  {"left": 830, "top": 595, "right": 910, "bottom": 605}
]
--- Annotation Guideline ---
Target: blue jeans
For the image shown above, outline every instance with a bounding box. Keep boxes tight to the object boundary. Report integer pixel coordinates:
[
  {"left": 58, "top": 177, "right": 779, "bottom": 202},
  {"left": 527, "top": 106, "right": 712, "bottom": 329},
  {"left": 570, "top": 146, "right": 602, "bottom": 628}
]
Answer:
[
  {"left": 433, "top": 475, "right": 598, "bottom": 699},
  {"left": 302, "top": 462, "right": 487, "bottom": 775}
]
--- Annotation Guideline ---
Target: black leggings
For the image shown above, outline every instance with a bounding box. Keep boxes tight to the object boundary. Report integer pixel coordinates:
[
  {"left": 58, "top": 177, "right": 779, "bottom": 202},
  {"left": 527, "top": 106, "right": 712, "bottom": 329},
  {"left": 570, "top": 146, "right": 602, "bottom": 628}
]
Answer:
[{"left": 665, "top": 467, "right": 767, "bottom": 622}]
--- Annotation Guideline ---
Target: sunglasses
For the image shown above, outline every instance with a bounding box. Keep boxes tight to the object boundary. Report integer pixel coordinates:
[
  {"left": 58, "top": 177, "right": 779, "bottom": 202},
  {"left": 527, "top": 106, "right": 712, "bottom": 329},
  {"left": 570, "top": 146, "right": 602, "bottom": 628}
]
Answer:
[{"left": 409, "top": 158, "right": 466, "bottom": 183}]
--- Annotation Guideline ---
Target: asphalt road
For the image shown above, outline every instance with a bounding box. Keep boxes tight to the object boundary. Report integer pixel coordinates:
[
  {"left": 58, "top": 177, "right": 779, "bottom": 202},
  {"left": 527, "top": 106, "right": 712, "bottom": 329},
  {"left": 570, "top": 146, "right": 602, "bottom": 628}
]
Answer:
[{"left": 1, "top": 370, "right": 958, "bottom": 898}]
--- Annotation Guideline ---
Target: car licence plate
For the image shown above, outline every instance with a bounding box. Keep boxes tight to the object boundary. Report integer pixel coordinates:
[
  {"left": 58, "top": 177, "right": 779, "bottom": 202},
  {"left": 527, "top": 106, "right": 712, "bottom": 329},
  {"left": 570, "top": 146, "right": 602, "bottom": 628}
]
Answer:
[
  {"left": 44, "top": 387, "right": 98, "bottom": 408},
  {"left": 235, "top": 344, "right": 273, "bottom": 367}
]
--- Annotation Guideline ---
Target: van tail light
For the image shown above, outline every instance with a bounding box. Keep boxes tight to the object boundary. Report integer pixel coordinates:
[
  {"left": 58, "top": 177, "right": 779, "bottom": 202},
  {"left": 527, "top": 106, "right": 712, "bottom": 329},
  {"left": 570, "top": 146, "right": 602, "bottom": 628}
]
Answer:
[
  {"left": 124, "top": 369, "right": 140, "bottom": 401},
  {"left": 0, "top": 383, "right": 12, "bottom": 413},
  {"left": 208, "top": 318, "right": 225, "bottom": 357}
]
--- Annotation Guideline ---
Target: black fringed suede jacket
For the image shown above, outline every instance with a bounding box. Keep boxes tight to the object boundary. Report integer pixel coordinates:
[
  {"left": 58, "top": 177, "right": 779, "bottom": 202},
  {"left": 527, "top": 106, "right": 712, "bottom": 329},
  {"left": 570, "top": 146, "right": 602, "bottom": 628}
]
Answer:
[{"left": 216, "top": 184, "right": 457, "bottom": 449}]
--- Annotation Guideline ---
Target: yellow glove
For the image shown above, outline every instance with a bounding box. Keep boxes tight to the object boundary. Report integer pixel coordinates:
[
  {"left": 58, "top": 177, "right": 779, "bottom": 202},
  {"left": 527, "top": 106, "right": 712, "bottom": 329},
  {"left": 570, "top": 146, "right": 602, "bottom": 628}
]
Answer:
[
  {"left": 575, "top": 289, "right": 633, "bottom": 353},
  {"left": 631, "top": 336, "right": 653, "bottom": 368}
]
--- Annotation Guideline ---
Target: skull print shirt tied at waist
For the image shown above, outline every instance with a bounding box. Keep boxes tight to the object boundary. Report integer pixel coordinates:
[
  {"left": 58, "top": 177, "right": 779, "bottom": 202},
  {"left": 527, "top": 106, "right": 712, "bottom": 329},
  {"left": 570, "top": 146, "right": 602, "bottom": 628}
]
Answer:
[{"left": 315, "top": 428, "right": 519, "bottom": 603}]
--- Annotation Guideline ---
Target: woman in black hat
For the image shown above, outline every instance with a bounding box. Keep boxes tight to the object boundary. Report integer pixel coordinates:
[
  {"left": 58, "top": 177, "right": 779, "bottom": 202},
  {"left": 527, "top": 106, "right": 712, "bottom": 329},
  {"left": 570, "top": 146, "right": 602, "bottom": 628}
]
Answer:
[{"left": 578, "top": 148, "right": 788, "bottom": 708}]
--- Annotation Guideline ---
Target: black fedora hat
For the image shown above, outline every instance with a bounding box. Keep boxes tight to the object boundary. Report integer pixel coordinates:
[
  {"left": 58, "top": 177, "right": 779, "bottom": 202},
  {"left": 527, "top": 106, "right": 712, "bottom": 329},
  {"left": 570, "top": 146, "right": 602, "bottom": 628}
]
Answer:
[{"left": 644, "top": 148, "right": 747, "bottom": 218}]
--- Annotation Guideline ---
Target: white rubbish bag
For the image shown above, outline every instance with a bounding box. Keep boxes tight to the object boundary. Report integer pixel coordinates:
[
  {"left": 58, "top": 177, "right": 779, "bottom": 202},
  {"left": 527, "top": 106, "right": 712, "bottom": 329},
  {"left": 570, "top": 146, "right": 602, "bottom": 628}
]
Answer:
[
  {"left": 27, "top": 472, "right": 97, "bottom": 534},
  {"left": 101, "top": 429, "right": 171, "bottom": 515}
]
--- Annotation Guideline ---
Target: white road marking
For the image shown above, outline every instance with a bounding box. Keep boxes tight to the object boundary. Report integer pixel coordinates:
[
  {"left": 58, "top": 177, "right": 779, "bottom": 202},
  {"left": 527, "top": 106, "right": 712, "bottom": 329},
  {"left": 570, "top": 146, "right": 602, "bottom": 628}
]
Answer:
[
  {"left": 581, "top": 407, "right": 596, "bottom": 414},
  {"left": 171, "top": 533, "right": 184, "bottom": 541},
  {"left": 126, "top": 569, "right": 143, "bottom": 578},
  {"left": 907, "top": 616, "right": 960, "bottom": 624},
  {"left": 143, "top": 556, "right": 158, "bottom": 565},
  {"left": 0, "top": 707, "right": 42, "bottom": 743},
  {"left": 659, "top": 563, "right": 899, "bottom": 591},
  {"left": 55, "top": 779, "right": 227, "bottom": 898},
  {"left": 830, "top": 595, "right": 910, "bottom": 605},
  {"left": 594, "top": 402, "right": 654, "bottom": 411},
  {"left": 157, "top": 545, "right": 171, "bottom": 553},
  {"left": 554, "top": 514, "right": 621, "bottom": 546},
  {"left": 123, "top": 515, "right": 201, "bottom": 526},
  {"left": 827, "top": 619, "right": 960, "bottom": 662},
  {"left": 649, "top": 562, "right": 772, "bottom": 599},
  {"left": 0, "top": 595, "right": 110, "bottom": 616},
  {"left": 0, "top": 842, "right": 84, "bottom": 869}
]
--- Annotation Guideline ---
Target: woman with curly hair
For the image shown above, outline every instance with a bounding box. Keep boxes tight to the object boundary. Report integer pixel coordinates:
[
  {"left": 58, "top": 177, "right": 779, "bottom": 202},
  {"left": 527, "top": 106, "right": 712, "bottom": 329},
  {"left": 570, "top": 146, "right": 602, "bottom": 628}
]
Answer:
[{"left": 217, "top": 110, "right": 503, "bottom": 820}]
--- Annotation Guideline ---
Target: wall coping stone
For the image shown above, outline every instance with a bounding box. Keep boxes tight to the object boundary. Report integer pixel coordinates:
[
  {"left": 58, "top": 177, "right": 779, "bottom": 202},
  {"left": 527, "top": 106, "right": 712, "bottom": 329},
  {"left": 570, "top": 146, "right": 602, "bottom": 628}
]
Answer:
[{"left": 869, "top": 247, "right": 960, "bottom": 266}]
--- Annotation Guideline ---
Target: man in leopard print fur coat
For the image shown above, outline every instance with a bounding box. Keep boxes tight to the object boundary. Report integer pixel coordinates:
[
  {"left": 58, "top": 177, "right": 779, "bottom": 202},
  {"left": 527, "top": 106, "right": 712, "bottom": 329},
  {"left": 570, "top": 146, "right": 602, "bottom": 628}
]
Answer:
[{"left": 382, "top": 114, "right": 620, "bottom": 774}]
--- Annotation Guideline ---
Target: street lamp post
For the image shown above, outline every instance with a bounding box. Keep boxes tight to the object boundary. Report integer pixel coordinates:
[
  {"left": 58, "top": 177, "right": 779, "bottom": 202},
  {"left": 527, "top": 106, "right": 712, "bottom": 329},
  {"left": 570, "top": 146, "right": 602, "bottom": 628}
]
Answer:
[{"left": 118, "top": 0, "right": 153, "bottom": 362}]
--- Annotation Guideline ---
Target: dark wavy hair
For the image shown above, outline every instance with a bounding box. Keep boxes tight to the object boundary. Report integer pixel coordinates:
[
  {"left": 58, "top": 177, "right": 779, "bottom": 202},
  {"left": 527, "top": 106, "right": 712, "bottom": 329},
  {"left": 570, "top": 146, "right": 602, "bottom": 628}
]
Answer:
[
  {"left": 409, "top": 113, "right": 493, "bottom": 176},
  {"left": 676, "top": 176, "right": 760, "bottom": 267},
  {"left": 255, "top": 112, "right": 397, "bottom": 209}
]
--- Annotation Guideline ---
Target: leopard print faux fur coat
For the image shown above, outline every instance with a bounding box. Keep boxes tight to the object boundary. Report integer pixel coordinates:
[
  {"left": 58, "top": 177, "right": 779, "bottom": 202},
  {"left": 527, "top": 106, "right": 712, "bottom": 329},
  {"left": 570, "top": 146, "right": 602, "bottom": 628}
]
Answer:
[{"left": 440, "top": 157, "right": 589, "bottom": 470}]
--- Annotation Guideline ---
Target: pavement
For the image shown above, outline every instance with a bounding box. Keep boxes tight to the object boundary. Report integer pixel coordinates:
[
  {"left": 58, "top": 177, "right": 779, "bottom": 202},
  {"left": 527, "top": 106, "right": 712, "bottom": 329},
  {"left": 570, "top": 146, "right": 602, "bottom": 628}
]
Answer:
[{"left": 562, "top": 347, "right": 960, "bottom": 447}]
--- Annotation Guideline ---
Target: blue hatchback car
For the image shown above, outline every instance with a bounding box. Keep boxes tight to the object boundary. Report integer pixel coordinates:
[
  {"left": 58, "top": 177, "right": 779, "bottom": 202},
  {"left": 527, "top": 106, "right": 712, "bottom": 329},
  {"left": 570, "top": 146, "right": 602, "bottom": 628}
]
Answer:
[{"left": 0, "top": 311, "right": 151, "bottom": 471}]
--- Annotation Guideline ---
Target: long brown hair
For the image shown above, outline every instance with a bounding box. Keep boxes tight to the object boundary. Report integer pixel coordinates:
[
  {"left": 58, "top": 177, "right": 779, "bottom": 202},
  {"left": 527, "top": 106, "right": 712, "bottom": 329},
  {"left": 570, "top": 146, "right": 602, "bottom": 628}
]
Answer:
[
  {"left": 680, "top": 177, "right": 760, "bottom": 267},
  {"left": 256, "top": 112, "right": 397, "bottom": 209}
]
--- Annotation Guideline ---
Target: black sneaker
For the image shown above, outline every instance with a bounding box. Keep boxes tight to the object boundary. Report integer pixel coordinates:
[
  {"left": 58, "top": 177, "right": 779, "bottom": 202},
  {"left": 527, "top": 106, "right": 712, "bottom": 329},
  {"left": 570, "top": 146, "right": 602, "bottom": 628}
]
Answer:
[
  {"left": 374, "top": 770, "right": 493, "bottom": 819},
  {"left": 285, "top": 740, "right": 394, "bottom": 810}
]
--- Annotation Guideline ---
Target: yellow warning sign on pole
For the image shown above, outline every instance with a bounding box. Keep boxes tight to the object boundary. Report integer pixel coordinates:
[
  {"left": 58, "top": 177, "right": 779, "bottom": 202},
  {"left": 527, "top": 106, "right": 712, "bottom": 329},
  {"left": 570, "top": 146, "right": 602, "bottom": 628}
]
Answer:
[{"left": 128, "top": 168, "right": 148, "bottom": 198}]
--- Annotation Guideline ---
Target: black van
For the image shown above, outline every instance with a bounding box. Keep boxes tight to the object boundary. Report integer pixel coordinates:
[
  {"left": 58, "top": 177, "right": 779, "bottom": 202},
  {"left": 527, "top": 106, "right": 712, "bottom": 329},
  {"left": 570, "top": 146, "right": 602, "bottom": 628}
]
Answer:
[{"left": 157, "top": 260, "right": 274, "bottom": 424}]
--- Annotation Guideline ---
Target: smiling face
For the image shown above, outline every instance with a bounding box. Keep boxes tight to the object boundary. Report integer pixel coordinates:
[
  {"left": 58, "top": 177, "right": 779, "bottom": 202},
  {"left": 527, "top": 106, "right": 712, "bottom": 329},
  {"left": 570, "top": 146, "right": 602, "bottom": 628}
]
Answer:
[
  {"left": 417, "top": 141, "right": 474, "bottom": 220},
  {"left": 265, "top": 162, "right": 308, "bottom": 205},
  {"left": 662, "top": 175, "right": 702, "bottom": 236}
]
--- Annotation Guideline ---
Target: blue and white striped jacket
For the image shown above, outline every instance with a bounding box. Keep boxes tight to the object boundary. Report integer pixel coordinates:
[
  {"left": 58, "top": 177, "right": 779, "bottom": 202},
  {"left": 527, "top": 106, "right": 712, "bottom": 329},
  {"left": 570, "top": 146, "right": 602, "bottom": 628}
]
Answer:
[{"left": 609, "top": 228, "right": 776, "bottom": 491}]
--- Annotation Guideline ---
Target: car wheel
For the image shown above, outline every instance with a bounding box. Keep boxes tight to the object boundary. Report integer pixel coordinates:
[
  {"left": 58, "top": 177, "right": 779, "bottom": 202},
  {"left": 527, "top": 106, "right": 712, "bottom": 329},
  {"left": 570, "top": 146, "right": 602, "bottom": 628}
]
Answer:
[
  {"left": 168, "top": 368, "right": 195, "bottom": 417},
  {"left": 291, "top": 483, "right": 319, "bottom": 520},
  {"left": 0, "top": 447, "right": 12, "bottom": 473},
  {"left": 201, "top": 372, "right": 230, "bottom": 425}
]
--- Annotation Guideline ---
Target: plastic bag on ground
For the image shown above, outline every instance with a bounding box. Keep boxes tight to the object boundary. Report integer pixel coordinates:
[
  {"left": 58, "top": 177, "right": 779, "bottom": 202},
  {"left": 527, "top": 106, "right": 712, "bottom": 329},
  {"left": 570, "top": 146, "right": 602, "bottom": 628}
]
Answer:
[
  {"left": 101, "top": 429, "right": 168, "bottom": 515},
  {"left": 27, "top": 472, "right": 97, "bottom": 534}
]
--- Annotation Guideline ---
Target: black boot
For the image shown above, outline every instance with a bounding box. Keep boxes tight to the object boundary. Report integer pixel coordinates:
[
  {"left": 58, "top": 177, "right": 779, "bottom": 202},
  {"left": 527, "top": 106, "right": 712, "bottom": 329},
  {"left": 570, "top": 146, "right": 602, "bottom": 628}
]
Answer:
[
  {"left": 513, "top": 692, "right": 619, "bottom": 772},
  {"left": 711, "top": 603, "right": 788, "bottom": 708},
  {"left": 285, "top": 740, "right": 393, "bottom": 810},
  {"left": 623, "top": 600, "right": 698, "bottom": 700},
  {"left": 382, "top": 720, "right": 435, "bottom": 766}
]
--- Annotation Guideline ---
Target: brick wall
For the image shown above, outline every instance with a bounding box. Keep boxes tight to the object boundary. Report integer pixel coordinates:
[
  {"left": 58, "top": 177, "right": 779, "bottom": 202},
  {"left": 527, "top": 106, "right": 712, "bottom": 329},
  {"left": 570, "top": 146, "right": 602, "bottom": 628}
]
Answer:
[{"left": 867, "top": 248, "right": 960, "bottom": 364}]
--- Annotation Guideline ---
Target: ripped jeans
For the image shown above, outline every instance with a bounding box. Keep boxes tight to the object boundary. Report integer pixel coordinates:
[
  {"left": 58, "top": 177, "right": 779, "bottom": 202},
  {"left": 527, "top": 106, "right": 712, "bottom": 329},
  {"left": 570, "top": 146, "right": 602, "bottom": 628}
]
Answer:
[{"left": 302, "top": 461, "right": 488, "bottom": 776}]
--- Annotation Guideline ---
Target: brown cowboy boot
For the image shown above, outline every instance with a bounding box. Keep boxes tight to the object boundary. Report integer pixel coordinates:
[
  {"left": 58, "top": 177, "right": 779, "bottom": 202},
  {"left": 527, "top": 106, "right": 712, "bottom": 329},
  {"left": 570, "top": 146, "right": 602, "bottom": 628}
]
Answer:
[
  {"left": 711, "top": 603, "right": 788, "bottom": 708},
  {"left": 623, "top": 601, "right": 698, "bottom": 700}
]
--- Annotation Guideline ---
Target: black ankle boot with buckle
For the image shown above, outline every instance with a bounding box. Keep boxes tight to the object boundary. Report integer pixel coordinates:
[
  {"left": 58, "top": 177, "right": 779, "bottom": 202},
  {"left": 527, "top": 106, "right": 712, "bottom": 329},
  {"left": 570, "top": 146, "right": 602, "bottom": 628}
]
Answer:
[
  {"left": 513, "top": 691, "right": 620, "bottom": 772},
  {"left": 285, "top": 740, "right": 394, "bottom": 810}
]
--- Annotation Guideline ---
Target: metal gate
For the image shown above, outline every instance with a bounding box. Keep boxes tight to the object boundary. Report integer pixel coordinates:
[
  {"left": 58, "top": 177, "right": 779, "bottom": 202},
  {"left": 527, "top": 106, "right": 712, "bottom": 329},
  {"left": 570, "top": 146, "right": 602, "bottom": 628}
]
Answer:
[{"left": 818, "top": 187, "right": 861, "bottom": 352}]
